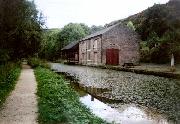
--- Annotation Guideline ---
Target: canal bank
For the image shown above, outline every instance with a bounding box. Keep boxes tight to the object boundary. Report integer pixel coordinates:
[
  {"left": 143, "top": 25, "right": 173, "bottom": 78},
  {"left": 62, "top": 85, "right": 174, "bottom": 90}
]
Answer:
[
  {"left": 79, "top": 64, "right": 180, "bottom": 79},
  {"left": 56, "top": 71, "right": 172, "bottom": 124},
  {"left": 51, "top": 63, "right": 180, "bottom": 123},
  {"left": 34, "top": 67, "right": 107, "bottom": 124}
]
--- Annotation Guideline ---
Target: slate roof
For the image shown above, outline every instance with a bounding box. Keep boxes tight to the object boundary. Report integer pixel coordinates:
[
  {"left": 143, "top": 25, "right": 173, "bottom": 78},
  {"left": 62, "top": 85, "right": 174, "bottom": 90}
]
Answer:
[
  {"left": 80, "top": 23, "right": 119, "bottom": 41},
  {"left": 61, "top": 40, "right": 79, "bottom": 50},
  {"left": 61, "top": 23, "right": 121, "bottom": 50}
]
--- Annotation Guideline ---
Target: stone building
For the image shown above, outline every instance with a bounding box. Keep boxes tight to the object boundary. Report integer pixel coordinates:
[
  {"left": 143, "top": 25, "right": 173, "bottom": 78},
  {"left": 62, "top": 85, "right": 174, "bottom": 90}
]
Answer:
[{"left": 79, "top": 23, "right": 140, "bottom": 66}]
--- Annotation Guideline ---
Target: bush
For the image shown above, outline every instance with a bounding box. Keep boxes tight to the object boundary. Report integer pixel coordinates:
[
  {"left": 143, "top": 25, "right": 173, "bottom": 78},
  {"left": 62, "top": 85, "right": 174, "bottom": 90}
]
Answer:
[
  {"left": 34, "top": 67, "right": 107, "bottom": 124},
  {"left": 0, "top": 49, "right": 10, "bottom": 64},
  {"left": 140, "top": 50, "right": 151, "bottom": 63},
  {"left": 28, "top": 58, "right": 50, "bottom": 69},
  {"left": 150, "top": 44, "right": 170, "bottom": 64},
  {"left": 0, "top": 62, "right": 21, "bottom": 106}
]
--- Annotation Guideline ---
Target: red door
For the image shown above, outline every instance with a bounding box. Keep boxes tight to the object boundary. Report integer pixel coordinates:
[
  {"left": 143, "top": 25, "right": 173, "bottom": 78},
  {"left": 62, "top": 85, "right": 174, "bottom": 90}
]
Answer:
[{"left": 106, "top": 49, "right": 119, "bottom": 65}]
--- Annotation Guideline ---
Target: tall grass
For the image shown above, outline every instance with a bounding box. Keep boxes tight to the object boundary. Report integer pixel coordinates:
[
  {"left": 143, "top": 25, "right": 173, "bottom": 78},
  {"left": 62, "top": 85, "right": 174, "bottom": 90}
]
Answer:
[
  {"left": 35, "top": 67, "right": 107, "bottom": 124},
  {"left": 0, "top": 62, "right": 21, "bottom": 106}
]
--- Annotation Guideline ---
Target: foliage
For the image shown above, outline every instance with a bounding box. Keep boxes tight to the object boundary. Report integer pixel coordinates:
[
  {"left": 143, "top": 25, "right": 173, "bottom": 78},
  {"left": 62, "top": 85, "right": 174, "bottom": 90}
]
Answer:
[
  {"left": 80, "top": 23, "right": 91, "bottom": 35},
  {"left": 126, "top": 21, "right": 135, "bottom": 31},
  {"left": 39, "top": 23, "right": 92, "bottom": 60},
  {"left": 123, "top": 1, "right": 180, "bottom": 63},
  {"left": 0, "top": 62, "right": 21, "bottom": 106},
  {"left": 34, "top": 67, "right": 107, "bottom": 124},
  {"left": 27, "top": 58, "right": 50, "bottom": 69},
  {"left": 0, "top": 49, "right": 10, "bottom": 64},
  {"left": 136, "top": 4, "right": 169, "bottom": 40},
  {"left": 139, "top": 42, "right": 151, "bottom": 63},
  {"left": 0, "top": 0, "right": 44, "bottom": 60},
  {"left": 39, "top": 29, "right": 61, "bottom": 60},
  {"left": 58, "top": 23, "right": 90, "bottom": 48},
  {"left": 90, "top": 25, "right": 104, "bottom": 34}
]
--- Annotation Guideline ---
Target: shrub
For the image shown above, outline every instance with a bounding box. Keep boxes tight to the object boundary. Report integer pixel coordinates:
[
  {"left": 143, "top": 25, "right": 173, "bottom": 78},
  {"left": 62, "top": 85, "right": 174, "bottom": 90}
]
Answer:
[
  {"left": 0, "top": 49, "right": 10, "bottom": 64},
  {"left": 28, "top": 58, "right": 50, "bottom": 69},
  {"left": 150, "top": 44, "right": 169, "bottom": 64},
  {"left": 0, "top": 62, "right": 21, "bottom": 106}
]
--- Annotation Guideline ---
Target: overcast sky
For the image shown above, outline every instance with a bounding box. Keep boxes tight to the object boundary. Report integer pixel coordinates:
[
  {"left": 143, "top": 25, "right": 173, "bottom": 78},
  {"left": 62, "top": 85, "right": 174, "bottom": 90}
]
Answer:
[{"left": 35, "top": 0, "right": 169, "bottom": 28}]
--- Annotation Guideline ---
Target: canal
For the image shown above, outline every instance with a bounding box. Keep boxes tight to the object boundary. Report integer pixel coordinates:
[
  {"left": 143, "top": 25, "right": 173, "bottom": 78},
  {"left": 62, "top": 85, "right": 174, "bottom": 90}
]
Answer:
[{"left": 51, "top": 63, "right": 180, "bottom": 124}]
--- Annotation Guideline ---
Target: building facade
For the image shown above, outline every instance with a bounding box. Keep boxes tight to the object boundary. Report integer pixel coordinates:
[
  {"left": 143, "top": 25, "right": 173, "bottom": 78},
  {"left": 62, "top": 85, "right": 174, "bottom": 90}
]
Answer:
[{"left": 79, "top": 23, "right": 140, "bottom": 66}]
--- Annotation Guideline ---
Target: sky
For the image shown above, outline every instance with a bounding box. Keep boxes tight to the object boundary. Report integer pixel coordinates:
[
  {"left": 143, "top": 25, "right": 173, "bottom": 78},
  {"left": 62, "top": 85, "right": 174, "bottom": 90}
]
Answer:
[{"left": 35, "top": 0, "right": 169, "bottom": 28}]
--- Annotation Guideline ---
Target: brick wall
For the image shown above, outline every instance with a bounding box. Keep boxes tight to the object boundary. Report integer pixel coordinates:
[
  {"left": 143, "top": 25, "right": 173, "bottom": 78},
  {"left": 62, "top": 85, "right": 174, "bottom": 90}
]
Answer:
[{"left": 102, "top": 24, "right": 140, "bottom": 65}]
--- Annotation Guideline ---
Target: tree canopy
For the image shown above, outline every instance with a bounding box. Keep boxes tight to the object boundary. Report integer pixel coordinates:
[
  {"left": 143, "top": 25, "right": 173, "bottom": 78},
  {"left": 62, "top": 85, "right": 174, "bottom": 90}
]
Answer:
[
  {"left": 58, "top": 23, "right": 90, "bottom": 48},
  {"left": 90, "top": 25, "right": 104, "bottom": 34},
  {"left": 0, "top": 0, "right": 44, "bottom": 62},
  {"left": 122, "top": 1, "right": 180, "bottom": 63},
  {"left": 39, "top": 23, "right": 105, "bottom": 60},
  {"left": 39, "top": 29, "right": 61, "bottom": 60}
]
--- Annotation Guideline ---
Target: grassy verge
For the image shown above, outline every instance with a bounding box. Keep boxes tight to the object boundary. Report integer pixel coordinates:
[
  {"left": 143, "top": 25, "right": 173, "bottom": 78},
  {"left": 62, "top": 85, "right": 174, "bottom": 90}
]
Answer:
[
  {"left": 34, "top": 67, "right": 107, "bottom": 124},
  {"left": 0, "top": 62, "right": 21, "bottom": 106},
  {"left": 28, "top": 57, "right": 50, "bottom": 69}
]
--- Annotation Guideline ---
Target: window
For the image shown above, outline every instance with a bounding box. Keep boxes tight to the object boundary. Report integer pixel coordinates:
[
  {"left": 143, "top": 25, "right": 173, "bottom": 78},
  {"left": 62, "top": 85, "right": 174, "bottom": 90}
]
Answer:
[
  {"left": 82, "top": 53, "right": 85, "bottom": 60},
  {"left": 87, "top": 41, "right": 91, "bottom": 50},
  {"left": 94, "top": 52, "right": 98, "bottom": 64},
  {"left": 87, "top": 51, "right": 91, "bottom": 60},
  {"left": 94, "top": 39, "right": 98, "bottom": 49}
]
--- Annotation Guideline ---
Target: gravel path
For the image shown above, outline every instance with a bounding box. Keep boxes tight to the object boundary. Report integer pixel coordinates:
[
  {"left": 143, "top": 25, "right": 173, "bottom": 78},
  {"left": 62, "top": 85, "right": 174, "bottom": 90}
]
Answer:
[{"left": 0, "top": 65, "right": 38, "bottom": 124}]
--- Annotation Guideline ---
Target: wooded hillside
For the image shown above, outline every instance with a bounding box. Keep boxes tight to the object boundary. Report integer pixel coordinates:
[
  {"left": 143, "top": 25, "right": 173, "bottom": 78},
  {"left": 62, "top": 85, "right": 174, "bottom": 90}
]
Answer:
[{"left": 108, "top": 0, "right": 180, "bottom": 63}]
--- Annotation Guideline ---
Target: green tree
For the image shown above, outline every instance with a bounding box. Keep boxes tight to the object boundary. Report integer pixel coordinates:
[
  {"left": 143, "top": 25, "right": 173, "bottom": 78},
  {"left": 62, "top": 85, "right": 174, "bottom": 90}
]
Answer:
[
  {"left": 136, "top": 4, "right": 169, "bottom": 41},
  {"left": 39, "top": 23, "right": 106, "bottom": 60},
  {"left": 90, "top": 25, "right": 104, "bottom": 34},
  {"left": 0, "top": 0, "right": 43, "bottom": 60},
  {"left": 133, "top": 1, "right": 180, "bottom": 63},
  {"left": 40, "top": 29, "right": 61, "bottom": 60},
  {"left": 58, "top": 23, "right": 90, "bottom": 49},
  {"left": 80, "top": 23, "right": 91, "bottom": 35},
  {"left": 161, "top": 30, "right": 180, "bottom": 65}
]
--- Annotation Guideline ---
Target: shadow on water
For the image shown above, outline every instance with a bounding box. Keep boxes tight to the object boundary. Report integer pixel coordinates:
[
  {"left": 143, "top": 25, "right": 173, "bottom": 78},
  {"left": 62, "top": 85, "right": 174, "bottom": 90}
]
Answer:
[{"left": 55, "top": 71, "right": 173, "bottom": 124}]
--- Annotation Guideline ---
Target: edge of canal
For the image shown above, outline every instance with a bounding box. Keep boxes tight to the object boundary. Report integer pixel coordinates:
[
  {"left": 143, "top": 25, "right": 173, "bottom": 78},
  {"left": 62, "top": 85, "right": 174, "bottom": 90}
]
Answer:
[{"left": 74, "top": 64, "right": 180, "bottom": 79}]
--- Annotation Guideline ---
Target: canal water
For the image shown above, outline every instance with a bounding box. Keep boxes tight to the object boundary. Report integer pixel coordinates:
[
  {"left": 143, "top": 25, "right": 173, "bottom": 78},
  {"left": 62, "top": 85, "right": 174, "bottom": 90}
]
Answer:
[{"left": 51, "top": 63, "right": 180, "bottom": 124}]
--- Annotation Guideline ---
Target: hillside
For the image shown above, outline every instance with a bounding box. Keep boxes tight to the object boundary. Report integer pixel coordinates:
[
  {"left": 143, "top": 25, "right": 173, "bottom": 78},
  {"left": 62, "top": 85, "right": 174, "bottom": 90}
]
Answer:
[
  {"left": 108, "top": 0, "right": 180, "bottom": 29},
  {"left": 107, "top": 0, "right": 180, "bottom": 63}
]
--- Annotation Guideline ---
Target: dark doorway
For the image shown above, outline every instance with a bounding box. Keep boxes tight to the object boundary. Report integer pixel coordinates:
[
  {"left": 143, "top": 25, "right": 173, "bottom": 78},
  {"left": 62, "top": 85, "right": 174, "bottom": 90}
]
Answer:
[{"left": 106, "top": 49, "right": 119, "bottom": 65}]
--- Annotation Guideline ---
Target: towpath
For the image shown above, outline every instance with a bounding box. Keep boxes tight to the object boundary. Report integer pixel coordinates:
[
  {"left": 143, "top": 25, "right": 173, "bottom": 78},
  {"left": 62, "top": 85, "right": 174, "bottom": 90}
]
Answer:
[{"left": 0, "top": 64, "right": 38, "bottom": 124}]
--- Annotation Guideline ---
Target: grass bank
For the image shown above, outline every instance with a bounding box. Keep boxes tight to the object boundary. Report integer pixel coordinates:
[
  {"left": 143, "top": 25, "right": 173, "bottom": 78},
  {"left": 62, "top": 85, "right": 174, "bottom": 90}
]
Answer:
[
  {"left": 0, "top": 62, "right": 21, "bottom": 106},
  {"left": 34, "top": 67, "right": 107, "bottom": 124},
  {"left": 28, "top": 57, "right": 50, "bottom": 69}
]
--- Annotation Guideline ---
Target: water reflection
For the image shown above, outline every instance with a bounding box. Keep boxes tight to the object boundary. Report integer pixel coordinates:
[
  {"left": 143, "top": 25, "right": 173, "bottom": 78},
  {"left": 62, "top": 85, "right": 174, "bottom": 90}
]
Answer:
[
  {"left": 80, "top": 94, "right": 122, "bottom": 124},
  {"left": 80, "top": 94, "right": 170, "bottom": 124},
  {"left": 51, "top": 63, "right": 180, "bottom": 123}
]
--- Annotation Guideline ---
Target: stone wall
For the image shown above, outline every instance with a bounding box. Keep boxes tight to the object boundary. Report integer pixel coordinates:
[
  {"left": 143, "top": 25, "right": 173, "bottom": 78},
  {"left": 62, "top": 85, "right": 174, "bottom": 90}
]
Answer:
[
  {"left": 79, "top": 23, "right": 140, "bottom": 66},
  {"left": 102, "top": 24, "right": 140, "bottom": 65},
  {"left": 79, "top": 36, "right": 102, "bottom": 65}
]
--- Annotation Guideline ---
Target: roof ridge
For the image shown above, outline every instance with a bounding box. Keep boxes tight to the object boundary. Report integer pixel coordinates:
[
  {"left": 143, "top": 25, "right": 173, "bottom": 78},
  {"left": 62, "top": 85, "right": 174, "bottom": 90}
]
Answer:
[{"left": 80, "top": 22, "right": 122, "bottom": 41}]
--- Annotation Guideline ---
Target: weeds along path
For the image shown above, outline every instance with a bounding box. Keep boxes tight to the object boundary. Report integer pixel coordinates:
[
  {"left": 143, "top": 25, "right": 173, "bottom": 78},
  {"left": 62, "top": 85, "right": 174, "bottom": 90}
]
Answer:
[{"left": 0, "top": 64, "right": 38, "bottom": 124}]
